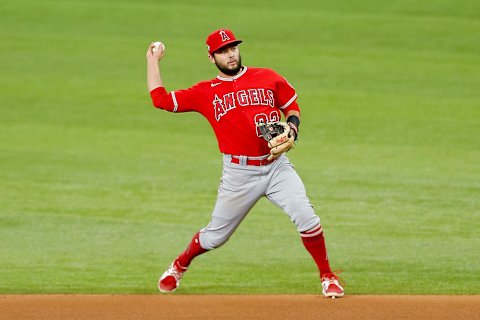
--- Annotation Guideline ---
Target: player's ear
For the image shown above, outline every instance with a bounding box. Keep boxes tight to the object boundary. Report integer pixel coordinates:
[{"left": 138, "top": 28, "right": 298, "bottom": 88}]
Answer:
[{"left": 208, "top": 53, "right": 215, "bottom": 64}]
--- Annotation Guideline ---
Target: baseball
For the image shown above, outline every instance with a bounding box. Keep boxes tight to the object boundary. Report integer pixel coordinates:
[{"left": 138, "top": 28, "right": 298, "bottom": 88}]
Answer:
[{"left": 152, "top": 41, "right": 165, "bottom": 54}]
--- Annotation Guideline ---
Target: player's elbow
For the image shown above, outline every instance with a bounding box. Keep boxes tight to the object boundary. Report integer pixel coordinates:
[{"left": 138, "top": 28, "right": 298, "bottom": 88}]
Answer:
[
  {"left": 151, "top": 99, "right": 165, "bottom": 109},
  {"left": 149, "top": 86, "right": 170, "bottom": 110}
]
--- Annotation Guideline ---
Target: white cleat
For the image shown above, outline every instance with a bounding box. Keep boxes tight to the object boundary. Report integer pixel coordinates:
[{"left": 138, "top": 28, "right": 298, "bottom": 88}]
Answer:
[
  {"left": 321, "top": 273, "right": 345, "bottom": 298},
  {"left": 158, "top": 261, "right": 187, "bottom": 293}
]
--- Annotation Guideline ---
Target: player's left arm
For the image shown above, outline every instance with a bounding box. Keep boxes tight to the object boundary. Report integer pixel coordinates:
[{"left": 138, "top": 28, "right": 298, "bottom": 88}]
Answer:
[
  {"left": 264, "top": 108, "right": 300, "bottom": 161},
  {"left": 273, "top": 70, "right": 300, "bottom": 140},
  {"left": 285, "top": 109, "right": 300, "bottom": 141},
  {"left": 263, "top": 71, "right": 302, "bottom": 160}
]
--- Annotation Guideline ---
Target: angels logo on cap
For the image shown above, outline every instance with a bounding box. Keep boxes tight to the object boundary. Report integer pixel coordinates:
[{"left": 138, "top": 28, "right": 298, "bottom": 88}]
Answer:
[
  {"left": 219, "top": 30, "right": 230, "bottom": 42},
  {"left": 206, "top": 28, "right": 243, "bottom": 55}
]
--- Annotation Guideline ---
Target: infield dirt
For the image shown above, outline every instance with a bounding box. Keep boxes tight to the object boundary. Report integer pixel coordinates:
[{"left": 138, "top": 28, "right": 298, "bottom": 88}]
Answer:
[{"left": 0, "top": 295, "right": 478, "bottom": 320}]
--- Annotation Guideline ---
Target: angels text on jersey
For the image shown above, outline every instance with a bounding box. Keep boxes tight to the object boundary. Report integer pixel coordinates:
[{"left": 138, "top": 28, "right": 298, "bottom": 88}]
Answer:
[{"left": 213, "top": 88, "right": 275, "bottom": 121}]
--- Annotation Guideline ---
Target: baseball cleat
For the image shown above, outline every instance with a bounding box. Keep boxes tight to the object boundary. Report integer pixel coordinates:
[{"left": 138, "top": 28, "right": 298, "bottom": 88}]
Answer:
[
  {"left": 321, "top": 272, "right": 345, "bottom": 298},
  {"left": 158, "top": 260, "right": 187, "bottom": 293}
]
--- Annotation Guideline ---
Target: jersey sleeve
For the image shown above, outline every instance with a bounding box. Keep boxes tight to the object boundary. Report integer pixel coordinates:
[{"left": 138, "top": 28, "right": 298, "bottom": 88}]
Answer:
[
  {"left": 274, "top": 72, "right": 300, "bottom": 114},
  {"left": 150, "top": 84, "right": 202, "bottom": 113}
]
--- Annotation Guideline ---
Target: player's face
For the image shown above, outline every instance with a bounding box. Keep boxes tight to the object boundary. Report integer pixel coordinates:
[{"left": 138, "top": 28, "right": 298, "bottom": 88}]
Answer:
[{"left": 210, "top": 45, "right": 242, "bottom": 76}]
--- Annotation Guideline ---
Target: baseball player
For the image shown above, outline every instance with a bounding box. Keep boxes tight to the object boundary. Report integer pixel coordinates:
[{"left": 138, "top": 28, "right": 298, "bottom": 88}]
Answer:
[{"left": 146, "top": 29, "right": 344, "bottom": 298}]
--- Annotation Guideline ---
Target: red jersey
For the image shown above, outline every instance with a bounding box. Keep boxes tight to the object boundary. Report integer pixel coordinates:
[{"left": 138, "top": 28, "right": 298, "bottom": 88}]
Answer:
[{"left": 150, "top": 66, "right": 300, "bottom": 157}]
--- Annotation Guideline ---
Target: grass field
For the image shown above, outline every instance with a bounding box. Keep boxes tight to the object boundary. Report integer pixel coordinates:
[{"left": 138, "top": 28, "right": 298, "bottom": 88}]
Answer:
[{"left": 1, "top": 0, "right": 479, "bottom": 294}]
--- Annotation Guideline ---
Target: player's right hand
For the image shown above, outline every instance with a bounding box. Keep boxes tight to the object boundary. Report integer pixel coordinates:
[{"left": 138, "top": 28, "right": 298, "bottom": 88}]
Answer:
[{"left": 146, "top": 42, "right": 165, "bottom": 61}]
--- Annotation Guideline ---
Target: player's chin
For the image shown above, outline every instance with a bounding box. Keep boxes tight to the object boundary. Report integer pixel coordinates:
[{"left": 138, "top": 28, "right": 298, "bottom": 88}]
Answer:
[{"left": 216, "top": 61, "right": 242, "bottom": 76}]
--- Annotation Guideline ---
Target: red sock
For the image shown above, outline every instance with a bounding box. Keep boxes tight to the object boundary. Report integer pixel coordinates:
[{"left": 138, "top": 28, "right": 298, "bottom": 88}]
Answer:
[
  {"left": 176, "top": 232, "right": 208, "bottom": 268},
  {"left": 301, "top": 224, "right": 333, "bottom": 277}
]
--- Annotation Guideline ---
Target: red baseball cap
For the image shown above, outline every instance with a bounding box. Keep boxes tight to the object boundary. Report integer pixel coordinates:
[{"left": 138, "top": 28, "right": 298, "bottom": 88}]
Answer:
[{"left": 206, "top": 29, "right": 243, "bottom": 55}]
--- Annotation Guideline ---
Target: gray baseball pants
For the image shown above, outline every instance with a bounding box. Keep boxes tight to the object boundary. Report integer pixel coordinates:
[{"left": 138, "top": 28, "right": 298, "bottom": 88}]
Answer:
[{"left": 198, "top": 154, "right": 321, "bottom": 250}]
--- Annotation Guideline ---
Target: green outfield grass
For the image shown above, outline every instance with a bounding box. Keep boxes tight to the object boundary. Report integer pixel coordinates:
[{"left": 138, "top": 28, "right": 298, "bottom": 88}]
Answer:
[{"left": 1, "top": 0, "right": 479, "bottom": 294}]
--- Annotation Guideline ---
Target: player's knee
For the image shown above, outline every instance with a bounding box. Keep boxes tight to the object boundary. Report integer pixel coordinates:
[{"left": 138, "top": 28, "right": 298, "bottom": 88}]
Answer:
[
  {"left": 200, "top": 233, "right": 230, "bottom": 250},
  {"left": 284, "top": 195, "right": 311, "bottom": 214},
  {"left": 288, "top": 203, "right": 320, "bottom": 232},
  {"left": 295, "top": 214, "right": 320, "bottom": 233}
]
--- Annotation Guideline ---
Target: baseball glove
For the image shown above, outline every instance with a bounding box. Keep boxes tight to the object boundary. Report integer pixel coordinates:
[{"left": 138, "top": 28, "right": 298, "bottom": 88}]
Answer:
[{"left": 258, "top": 122, "right": 295, "bottom": 161}]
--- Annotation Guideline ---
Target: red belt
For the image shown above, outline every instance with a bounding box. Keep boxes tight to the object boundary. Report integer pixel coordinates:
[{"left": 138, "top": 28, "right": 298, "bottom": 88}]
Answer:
[{"left": 230, "top": 156, "right": 273, "bottom": 166}]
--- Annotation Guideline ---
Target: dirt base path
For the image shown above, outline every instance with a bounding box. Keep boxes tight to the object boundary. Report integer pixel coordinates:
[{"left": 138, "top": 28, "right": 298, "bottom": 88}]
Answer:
[{"left": 1, "top": 295, "right": 478, "bottom": 320}]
